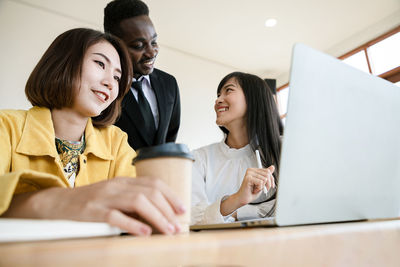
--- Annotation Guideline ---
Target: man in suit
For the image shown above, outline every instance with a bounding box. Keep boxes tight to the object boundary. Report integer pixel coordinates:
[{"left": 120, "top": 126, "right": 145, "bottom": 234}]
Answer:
[{"left": 104, "top": 0, "right": 181, "bottom": 150}]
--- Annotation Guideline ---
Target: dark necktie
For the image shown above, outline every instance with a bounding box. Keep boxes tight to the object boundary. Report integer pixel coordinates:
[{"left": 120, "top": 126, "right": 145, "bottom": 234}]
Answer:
[{"left": 132, "top": 81, "right": 156, "bottom": 143}]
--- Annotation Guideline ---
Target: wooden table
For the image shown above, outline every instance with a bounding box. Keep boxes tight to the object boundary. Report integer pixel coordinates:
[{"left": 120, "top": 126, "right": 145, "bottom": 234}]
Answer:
[{"left": 1, "top": 219, "right": 399, "bottom": 266}]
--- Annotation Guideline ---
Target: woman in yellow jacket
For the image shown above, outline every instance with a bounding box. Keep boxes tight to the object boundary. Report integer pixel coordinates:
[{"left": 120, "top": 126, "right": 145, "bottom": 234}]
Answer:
[{"left": 0, "top": 28, "right": 184, "bottom": 236}]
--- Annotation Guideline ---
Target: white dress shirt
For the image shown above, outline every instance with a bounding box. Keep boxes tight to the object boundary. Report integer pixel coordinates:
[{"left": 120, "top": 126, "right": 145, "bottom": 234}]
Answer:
[
  {"left": 191, "top": 138, "right": 276, "bottom": 225},
  {"left": 130, "top": 75, "right": 159, "bottom": 129}
]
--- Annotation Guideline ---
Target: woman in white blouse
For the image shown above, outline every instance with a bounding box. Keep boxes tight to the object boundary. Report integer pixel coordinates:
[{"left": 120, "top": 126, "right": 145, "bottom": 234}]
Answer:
[{"left": 191, "top": 72, "right": 282, "bottom": 224}]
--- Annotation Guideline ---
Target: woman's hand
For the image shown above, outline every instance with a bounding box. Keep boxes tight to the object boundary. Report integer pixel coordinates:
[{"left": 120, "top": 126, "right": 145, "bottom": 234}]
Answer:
[
  {"left": 2, "top": 177, "right": 186, "bottom": 236},
  {"left": 236, "top": 165, "right": 275, "bottom": 205},
  {"left": 220, "top": 166, "right": 275, "bottom": 216}
]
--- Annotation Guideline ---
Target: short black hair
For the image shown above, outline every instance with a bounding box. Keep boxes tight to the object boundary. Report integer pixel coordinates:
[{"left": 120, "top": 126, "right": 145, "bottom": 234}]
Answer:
[{"left": 104, "top": 0, "right": 149, "bottom": 37}]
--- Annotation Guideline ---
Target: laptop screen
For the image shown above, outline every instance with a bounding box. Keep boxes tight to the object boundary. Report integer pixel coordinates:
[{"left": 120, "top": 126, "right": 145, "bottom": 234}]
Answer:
[{"left": 275, "top": 43, "right": 400, "bottom": 226}]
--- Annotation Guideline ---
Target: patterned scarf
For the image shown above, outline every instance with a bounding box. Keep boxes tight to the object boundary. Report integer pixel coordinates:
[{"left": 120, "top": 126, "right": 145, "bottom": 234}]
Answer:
[{"left": 55, "top": 134, "right": 86, "bottom": 187}]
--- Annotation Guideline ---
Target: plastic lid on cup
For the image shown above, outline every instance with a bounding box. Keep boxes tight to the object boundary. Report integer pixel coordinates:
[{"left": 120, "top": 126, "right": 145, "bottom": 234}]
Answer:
[{"left": 132, "top": 143, "right": 194, "bottom": 165}]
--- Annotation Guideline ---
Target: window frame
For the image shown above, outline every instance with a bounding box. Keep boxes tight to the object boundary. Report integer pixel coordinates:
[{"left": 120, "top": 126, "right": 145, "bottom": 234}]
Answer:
[{"left": 276, "top": 25, "right": 400, "bottom": 118}]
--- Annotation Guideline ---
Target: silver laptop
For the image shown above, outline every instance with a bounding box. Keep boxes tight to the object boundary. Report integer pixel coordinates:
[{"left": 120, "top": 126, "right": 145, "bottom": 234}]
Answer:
[{"left": 190, "top": 43, "right": 400, "bottom": 231}]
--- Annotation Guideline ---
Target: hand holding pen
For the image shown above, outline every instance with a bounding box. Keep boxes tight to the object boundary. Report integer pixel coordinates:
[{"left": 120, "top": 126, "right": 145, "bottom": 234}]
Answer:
[
  {"left": 220, "top": 139, "right": 276, "bottom": 214},
  {"left": 233, "top": 165, "right": 276, "bottom": 207},
  {"left": 221, "top": 164, "right": 276, "bottom": 215},
  {"left": 256, "top": 149, "right": 276, "bottom": 193}
]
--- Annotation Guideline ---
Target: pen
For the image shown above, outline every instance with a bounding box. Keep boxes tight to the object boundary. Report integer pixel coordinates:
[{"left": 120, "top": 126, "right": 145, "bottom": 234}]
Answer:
[{"left": 255, "top": 149, "right": 268, "bottom": 194}]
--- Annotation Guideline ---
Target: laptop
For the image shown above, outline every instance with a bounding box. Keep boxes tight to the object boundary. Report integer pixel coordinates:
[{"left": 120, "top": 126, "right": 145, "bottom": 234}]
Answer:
[{"left": 190, "top": 43, "right": 400, "bottom": 231}]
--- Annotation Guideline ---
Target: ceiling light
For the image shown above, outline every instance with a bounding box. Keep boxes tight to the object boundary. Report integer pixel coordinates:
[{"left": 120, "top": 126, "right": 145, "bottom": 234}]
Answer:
[{"left": 265, "top": 18, "right": 277, "bottom": 27}]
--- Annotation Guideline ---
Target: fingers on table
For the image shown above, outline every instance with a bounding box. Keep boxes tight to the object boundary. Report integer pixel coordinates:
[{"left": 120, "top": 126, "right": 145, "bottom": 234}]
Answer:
[
  {"left": 125, "top": 193, "right": 177, "bottom": 235},
  {"left": 123, "top": 177, "right": 186, "bottom": 215},
  {"left": 146, "top": 188, "right": 182, "bottom": 233},
  {"left": 105, "top": 209, "right": 152, "bottom": 236},
  {"left": 102, "top": 178, "right": 184, "bottom": 235}
]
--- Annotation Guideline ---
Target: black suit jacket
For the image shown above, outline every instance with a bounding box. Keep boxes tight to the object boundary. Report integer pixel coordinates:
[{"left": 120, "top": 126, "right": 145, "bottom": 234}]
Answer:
[{"left": 115, "top": 68, "right": 181, "bottom": 151}]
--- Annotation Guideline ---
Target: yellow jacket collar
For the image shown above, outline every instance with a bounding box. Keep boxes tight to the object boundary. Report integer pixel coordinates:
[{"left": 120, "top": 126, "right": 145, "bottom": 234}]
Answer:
[
  {"left": 84, "top": 119, "right": 114, "bottom": 161},
  {"left": 16, "top": 107, "right": 113, "bottom": 160},
  {"left": 16, "top": 107, "right": 58, "bottom": 158}
]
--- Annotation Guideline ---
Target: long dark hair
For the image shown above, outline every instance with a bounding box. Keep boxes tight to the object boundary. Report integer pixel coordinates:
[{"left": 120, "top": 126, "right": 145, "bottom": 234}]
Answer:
[{"left": 217, "top": 72, "right": 282, "bottom": 181}]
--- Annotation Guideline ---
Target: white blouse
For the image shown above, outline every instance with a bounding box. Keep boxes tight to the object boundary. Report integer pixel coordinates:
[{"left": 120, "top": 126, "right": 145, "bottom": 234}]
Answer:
[{"left": 191, "top": 139, "right": 276, "bottom": 225}]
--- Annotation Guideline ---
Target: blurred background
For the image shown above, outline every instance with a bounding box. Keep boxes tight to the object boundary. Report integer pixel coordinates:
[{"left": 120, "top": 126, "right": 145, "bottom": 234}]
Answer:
[{"left": 0, "top": 0, "right": 399, "bottom": 149}]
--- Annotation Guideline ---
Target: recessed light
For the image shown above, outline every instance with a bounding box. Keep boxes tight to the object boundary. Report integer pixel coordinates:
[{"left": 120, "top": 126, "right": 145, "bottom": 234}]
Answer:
[{"left": 265, "top": 18, "right": 277, "bottom": 27}]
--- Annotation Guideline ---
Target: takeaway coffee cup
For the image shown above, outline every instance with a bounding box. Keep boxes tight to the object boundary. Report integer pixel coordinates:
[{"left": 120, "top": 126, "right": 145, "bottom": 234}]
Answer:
[{"left": 132, "top": 143, "right": 194, "bottom": 233}]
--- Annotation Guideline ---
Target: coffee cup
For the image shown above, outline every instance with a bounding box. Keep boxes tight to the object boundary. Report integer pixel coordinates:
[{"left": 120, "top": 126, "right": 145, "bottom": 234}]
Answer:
[{"left": 132, "top": 143, "right": 194, "bottom": 233}]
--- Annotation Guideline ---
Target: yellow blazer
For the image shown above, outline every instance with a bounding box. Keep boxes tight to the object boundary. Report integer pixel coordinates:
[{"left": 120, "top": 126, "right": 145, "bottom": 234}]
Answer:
[{"left": 0, "top": 107, "right": 137, "bottom": 215}]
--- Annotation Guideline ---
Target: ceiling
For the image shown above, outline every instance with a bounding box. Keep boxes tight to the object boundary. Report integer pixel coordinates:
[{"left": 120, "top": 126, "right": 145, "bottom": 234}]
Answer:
[{"left": 12, "top": 0, "right": 400, "bottom": 85}]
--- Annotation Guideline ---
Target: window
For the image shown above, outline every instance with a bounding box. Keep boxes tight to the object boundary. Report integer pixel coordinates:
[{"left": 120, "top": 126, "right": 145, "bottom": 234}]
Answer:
[
  {"left": 276, "top": 86, "right": 289, "bottom": 119},
  {"left": 368, "top": 32, "right": 400, "bottom": 75},
  {"left": 342, "top": 50, "right": 370, "bottom": 73},
  {"left": 339, "top": 27, "right": 400, "bottom": 80},
  {"left": 276, "top": 26, "right": 400, "bottom": 122}
]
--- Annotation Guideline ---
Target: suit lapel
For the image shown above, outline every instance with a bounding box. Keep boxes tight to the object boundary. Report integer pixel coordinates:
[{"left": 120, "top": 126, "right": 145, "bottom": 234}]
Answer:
[
  {"left": 150, "top": 71, "right": 167, "bottom": 143},
  {"left": 121, "top": 90, "right": 154, "bottom": 145}
]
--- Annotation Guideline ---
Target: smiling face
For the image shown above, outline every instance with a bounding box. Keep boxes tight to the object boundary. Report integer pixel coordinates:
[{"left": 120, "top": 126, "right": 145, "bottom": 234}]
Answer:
[
  {"left": 72, "top": 41, "right": 121, "bottom": 118},
  {"left": 214, "top": 77, "right": 247, "bottom": 131},
  {"left": 118, "top": 15, "right": 158, "bottom": 78}
]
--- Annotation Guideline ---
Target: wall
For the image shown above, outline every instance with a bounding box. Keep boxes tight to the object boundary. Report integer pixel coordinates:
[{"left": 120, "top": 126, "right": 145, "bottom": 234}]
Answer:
[
  {"left": 3, "top": 0, "right": 397, "bottom": 149},
  {"left": 0, "top": 0, "right": 235, "bottom": 150},
  {"left": 156, "top": 47, "right": 235, "bottom": 149},
  {"left": 275, "top": 10, "right": 400, "bottom": 88}
]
